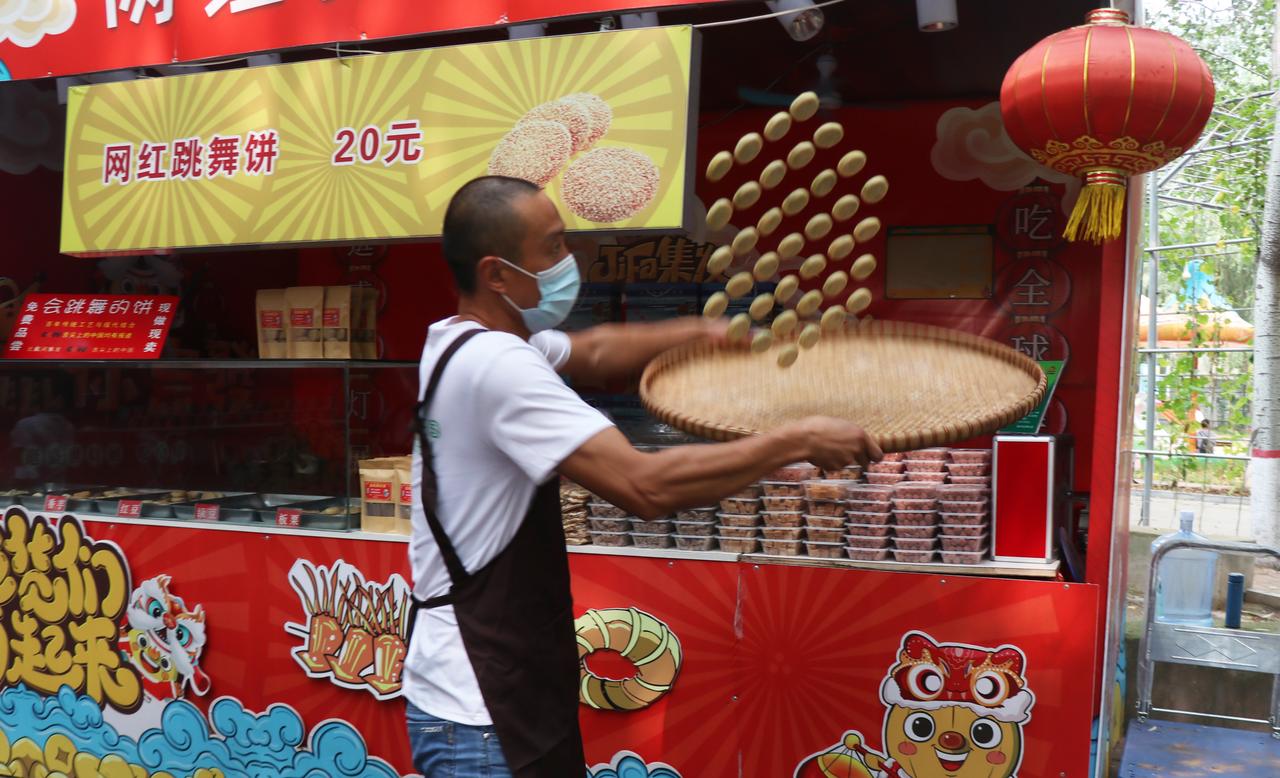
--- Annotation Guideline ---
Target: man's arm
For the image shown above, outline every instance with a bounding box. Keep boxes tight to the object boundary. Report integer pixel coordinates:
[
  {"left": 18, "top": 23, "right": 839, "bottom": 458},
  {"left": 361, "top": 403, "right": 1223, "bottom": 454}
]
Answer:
[
  {"left": 558, "top": 417, "right": 881, "bottom": 520},
  {"left": 560, "top": 318, "right": 728, "bottom": 383}
]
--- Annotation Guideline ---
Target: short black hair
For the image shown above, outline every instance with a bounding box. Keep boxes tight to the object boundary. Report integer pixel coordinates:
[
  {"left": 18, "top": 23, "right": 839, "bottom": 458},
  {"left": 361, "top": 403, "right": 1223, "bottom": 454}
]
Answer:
[{"left": 442, "top": 176, "right": 540, "bottom": 294}]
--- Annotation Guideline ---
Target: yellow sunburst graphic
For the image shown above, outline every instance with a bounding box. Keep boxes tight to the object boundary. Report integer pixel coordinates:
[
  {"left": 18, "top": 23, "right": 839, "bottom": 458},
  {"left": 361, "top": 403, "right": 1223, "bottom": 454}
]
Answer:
[
  {"left": 62, "top": 70, "right": 275, "bottom": 252},
  {"left": 417, "top": 27, "right": 692, "bottom": 231}
]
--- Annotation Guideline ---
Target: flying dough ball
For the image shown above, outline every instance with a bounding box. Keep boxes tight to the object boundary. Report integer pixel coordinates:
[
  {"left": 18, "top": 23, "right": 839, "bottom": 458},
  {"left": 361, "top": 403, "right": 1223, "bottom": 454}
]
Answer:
[
  {"left": 726, "top": 271, "right": 754, "bottom": 298},
  {"left": 727, "top": 313, "right": 751, "bottom": 342},
  {"left": 707, "top": 150, "right": 733, "bottom": 182},
  {"left": 805, "top": 213, "right": 833, "bottom": 241},
  {"left": 832, "top": 194, "right": 860, "bottom": 222},
  {"left": 777, "top": 343, "right": 800, "bottom": 367},
  {"left": 861, "top": 174, "right": 889, "bottom": 204},
  {"left": 796, "top": 289, "right": 823, "bottom": 317},
  {"left": 771, "top": 309, "right": 798, "bottom": 336},
  {"left": 828, "top": 234, "right": 854, "bottom": 260},
  {"left": 749, "top": 293, "right": 775, "bottom": 320},
  {"left": 823, "top": 271, "right": 849, "bottom": 298},
  {"left": 734, "top": 181, "right": 762, "bottom": 210},
  {"left": 732, "top": 227, "right": 759, "bottom": 257},
  {"left": 706, "top": 198, "right": 733, "bottom": 231},
  {"left": 777, "top": 232, "right": 805, "bottom": 259},
  {"left": 760, "top": 159, "right": 787, "bottom": 190},
  {"left": 765, "top": 111, "right": 793, "bottom": 141},
  {"left": 790, "top": 91, "right": 820, "bottom": 121},
  {"left": 838, "top": 150, "right": 867, "bottom": 178},
  {"left": 810, "top": 169, "right": 837, "bottom": 198},
  {"left": 753, "top": 252, "right": 780, "bottom": 280},
  {"left": 800, "top": 254, "right": 827, "bottom": 279},
  {"left": 735, "top": 132, "right": 764, "bottom": 164},
  {"left": 798, "top": 323, "right": 821, "bottom": 349},
  {"left": 757, "top": 207, "right": 783, "bottom": 236},
  {"left": 703, "top": 291, "right": 728, "bottom": 318},
  {"left": 813, "top": 122, "right": 844, "bottom": 149},
  {"left": 787, "top": 141, "right": 816, "bottom": 170},
  {"left": 707, "top": 245, "right": 733, "bottom": 276},
  {"left": 782, "top": 188, "right": 810, "bottom": 216},
  {"left": 846, "top": 287, "right": 873, "bottom": 314},
  {"left": 820, "top": 305, "right": 846, "bottom": 332},
  {"left": 775, "top": 274, "right": 800, "bottom": 302},
  {"left": 751, "top": 330, "right": 774, "bottom": 353},
  {"left": 853, "top": 216, "right": 881, "bottom": 243},
  {"left": 851, "top": 253, "right": 878, "bottom": 281}
]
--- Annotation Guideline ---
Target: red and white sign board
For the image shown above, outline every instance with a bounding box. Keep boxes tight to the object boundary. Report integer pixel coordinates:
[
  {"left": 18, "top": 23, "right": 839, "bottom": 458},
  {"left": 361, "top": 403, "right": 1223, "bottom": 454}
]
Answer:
[{"left": 5, "top": 294, "right": 177, "bottom": 359}]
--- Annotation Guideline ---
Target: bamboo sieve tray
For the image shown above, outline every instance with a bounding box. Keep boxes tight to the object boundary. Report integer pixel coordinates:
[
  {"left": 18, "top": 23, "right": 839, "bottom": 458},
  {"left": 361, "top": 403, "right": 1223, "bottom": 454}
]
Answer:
[{"left": 640, "top": 320, "right": 1047, "bottom": 453}]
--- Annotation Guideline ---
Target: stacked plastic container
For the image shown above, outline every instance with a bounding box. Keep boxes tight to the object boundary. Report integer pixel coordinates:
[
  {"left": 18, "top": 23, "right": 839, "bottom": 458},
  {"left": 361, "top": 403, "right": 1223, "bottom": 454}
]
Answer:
[
  {"left": 937, "top": 448, "right": 993, "bottom": 563},
  {"left": 586, "top": 502, "right": 679, "bottom": 548},
  {"left": 758, "top": 463, "right": 819, "bottom": 556},
  {"left": 845, "top": 483, "right": 894, "bottom": 560},
  {"left": 802, "top": 479, "right": 857, "bottom": 558},
  {"left": 672, "top": 506, "right": 718, "bottom": 551},
  {"left": 717, "top": 483, "right": 764, "bottom": 554}
]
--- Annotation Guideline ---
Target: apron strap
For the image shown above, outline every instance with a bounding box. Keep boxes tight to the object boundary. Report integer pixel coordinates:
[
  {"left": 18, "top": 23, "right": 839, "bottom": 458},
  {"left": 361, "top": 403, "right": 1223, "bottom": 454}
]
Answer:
[{"left": 413, "top": 327, "right": 486, "bottom": 593}]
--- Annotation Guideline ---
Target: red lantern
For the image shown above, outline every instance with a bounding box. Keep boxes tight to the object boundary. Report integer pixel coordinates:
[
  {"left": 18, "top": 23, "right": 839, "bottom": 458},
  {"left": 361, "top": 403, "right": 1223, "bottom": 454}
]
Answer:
[{"left": 1000, "top": 9, "right": 1214, "bottom": 243}]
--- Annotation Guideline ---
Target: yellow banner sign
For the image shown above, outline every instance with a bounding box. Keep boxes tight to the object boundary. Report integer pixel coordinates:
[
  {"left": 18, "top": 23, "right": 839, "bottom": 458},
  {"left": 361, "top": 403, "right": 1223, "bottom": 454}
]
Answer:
[{"left": 61, "top": 26, "right": 696, "bottom": 254}]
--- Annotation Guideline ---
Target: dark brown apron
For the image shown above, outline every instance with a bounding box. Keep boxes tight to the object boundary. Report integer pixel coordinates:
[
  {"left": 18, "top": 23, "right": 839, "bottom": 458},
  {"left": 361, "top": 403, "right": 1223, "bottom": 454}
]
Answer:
[{"left": 410, "top": 328, "right": 585, "bottom": 777}]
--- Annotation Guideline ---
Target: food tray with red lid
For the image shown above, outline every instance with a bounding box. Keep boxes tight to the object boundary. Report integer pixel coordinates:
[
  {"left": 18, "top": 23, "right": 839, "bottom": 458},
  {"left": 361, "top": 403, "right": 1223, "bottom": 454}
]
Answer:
[
  {"left": 761, "top": 539, "right": 804, "bottom": 556},
  {"left": 805, "top": 541, "right": 846, "bottom": 558},
  {"left": 823, "top": 466, "right": 863, "bottom": 480},
  {"left": 846, "top": 509, "right": 893, "bottom": 525},
  {"left": 892, "top": 537, "right": 938, "bottom": 551},
  {"left": 805, "top": 514, "right": 846, "bottom": 529},
  {"left": 589, "top": 503, "right": 629, "bottom": 519},
  {"left": 847, "top": 547, "right": 892, "bottom": 561},
  {"left": 938, "top": 499, "right": 989, "bottom": 514},
  {"left": 940, "top": 548, "right": 989, "bottom": 564},
  {"left": 846, "top": 534, "right": 892, "bottom": 549},
  {"left": 892, "top": 498, "right": 937, "bottom": 511},
  {"left": 768, "top": 464, "right": 821, "bottom": 482},
  {"left": 937, "top": 484, "right": 990, "bottom": 501},
  {"left": 949, "top": 475, "right": 992, "bottom": 485},
  {"left": 676, "top": 507, "right": 717, "bottom": 522},
  {"left": 589, "top": 530, "right": 632, "bottom": 546},
  {"left": 906, "top": 472, "right": 948, "bottom": 483},
  {"left": 760, "top": 481, "right": 806, "bottom": 497},
  {"left": 902, "top": 459, "right": 946, "bottom": 473},
  {"left": 589, "top": 517, "right": 631, "bottom": 533},
  {"left": 848, "top": 484, "right": 895, "bottom": 501},
  {"left": 893, "top": 482, "right": 940, "bottom": 499},
  {"left": 894, "top": 524, "right": 938, "bottom": 539},
  {"left": 717, "top": 536, "right": 760, "bottom": 554},
  {"left": 762, "top": 496, "right": 806, "bottom": 512},
  {"left": 939, "top": 523, "right": 989, "bottom": 537},
  {"left": 718, "top": 512, "right": 761, "bottom": 527},
  {"left": 949, "top": 449, "right": 993, "bottom": 464},
  {"left": 674, "top": 520, "right": 716, "bottom": 536},
  {"left": 762, "top": 526, "right": 804, "bottom": 541},
  {"left": 880, "top": 452, "right": 906, "bottom": 462},
  {"left": 717, "top": 524, "right": 760, "bottom": 539},
  {"left": 867, "top": 461, "right": 905, "bottom": 474},
  {"left": 806, "top": 499, "right": 846, "bottom": 517},
  {"left": 631, "top": 532, "right": 674, "bottom": 549},
  {"left": 720, "top": 497, "right": 761, "bottom": 514},
  {"left": 847, "top": 521, "right": 894, "bottom": 536},
  {"left": 761, "top": 511, "right": 805, "bottom": 527},
  {"left": 938, "top": 512, "right": 989, "bottom": 526},
  {"left": 630, "top": 518, "right": 673, "bottom": 534},
  {"left": 673, "top": 534, "right": 717, "bottom": 551},
  {"left": 804, "top": 526, "right": 846, "bottom": 543},
  {"left": 891, "top": 549, "right": 936, "bottom": 563},
  {"left": 804, "top": 480, "right": 858, "bottom": 500},
  {"left": 866, "top": 472, "right": 907, "bottom": 485},
  {"left": 940, "top": 534, "right": 989, "bottom": 552},
  {"left": 908, "top": 448, "right": 950, "bottom": 461},
  {"left": 893, "top": 511, "right": 938, "bottom": 526},
  {"left": 946, "top": 462, "right": 991, "bottom": 477},
  {"left": 848, "top": 499, "right": 892, "bottom": 513}
]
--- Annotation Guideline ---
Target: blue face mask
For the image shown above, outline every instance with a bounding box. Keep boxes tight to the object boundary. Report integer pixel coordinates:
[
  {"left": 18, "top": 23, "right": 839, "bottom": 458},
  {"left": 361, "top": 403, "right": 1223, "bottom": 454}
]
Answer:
[{"left": 499, "top": 254, "right": 581, "bottom": 333}]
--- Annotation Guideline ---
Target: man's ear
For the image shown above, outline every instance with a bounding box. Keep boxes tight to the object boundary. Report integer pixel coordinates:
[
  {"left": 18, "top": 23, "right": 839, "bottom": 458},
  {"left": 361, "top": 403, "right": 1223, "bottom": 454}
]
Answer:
[{"left": 476, "top": 256, "right": 507, "bottom": 295}]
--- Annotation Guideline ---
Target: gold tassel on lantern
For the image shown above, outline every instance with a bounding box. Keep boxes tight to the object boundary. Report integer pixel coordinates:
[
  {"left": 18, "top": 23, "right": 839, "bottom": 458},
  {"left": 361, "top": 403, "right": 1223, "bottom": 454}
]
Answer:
[{"left": 1063, "top": 169, "right": 1127, "bottom": 244}]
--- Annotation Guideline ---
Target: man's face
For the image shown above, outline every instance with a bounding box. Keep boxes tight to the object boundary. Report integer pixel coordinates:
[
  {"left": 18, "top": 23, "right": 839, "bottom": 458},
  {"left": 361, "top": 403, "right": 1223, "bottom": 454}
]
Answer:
[{"left": 501, "top": 191, "right": 568, "bottom": 310}]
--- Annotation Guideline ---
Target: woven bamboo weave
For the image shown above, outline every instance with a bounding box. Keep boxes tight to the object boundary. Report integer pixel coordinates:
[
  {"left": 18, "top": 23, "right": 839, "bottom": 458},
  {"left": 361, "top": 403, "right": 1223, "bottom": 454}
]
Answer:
[{"left": 640, "top": 320, "right": 1047, "bottom": 452}]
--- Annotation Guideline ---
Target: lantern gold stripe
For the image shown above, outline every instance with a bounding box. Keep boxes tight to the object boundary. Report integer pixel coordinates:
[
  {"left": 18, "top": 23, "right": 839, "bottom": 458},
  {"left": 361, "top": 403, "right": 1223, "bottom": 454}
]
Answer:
[
  {"left": 1039, "top": 42, "right": 1062, "bottom": 141},
  {"left": 1082, "top": 27, "right": 1094, "bottom": 137},
  {"left": 1151, "top": 34, "right": 1178, "bottom": 139},
  {"left": 1122, "top": 26, "right": 1136, "bottom": 137}
]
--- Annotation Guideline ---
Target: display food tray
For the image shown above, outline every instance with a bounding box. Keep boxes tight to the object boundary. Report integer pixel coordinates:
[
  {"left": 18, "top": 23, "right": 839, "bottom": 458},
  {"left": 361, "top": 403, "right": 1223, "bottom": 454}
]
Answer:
[{"left": 173, "top": 493, "right": 331, "bottom": 523}]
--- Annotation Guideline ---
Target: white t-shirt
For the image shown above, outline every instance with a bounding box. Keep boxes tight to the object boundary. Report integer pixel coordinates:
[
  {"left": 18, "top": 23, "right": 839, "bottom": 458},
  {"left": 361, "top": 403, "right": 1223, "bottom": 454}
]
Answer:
[{"left": 403, "top": 317, "right": 613, "bottom": 725}]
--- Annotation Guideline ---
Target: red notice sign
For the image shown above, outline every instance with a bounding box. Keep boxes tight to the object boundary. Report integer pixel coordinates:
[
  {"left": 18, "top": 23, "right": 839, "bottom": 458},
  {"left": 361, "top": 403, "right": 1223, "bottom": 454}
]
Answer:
[{"left": 6, "top": 294, "right": 178, "bottom": 359}]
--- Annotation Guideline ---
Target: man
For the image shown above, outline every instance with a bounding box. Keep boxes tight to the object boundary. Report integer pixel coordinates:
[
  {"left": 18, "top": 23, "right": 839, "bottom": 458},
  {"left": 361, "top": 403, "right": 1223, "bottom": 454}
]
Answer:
[
  {"left": 406, "top": 176, "right": 880, "bottom": 777},
  {"left": 1196, "top": 419, "right": 1215, "bottom": 455}
]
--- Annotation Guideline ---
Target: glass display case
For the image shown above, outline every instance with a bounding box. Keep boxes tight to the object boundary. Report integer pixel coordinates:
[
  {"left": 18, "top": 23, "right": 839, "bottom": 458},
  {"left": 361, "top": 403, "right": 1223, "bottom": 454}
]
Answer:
[{"left": 0, "top": 359, "right": 417, "bottom": 531}]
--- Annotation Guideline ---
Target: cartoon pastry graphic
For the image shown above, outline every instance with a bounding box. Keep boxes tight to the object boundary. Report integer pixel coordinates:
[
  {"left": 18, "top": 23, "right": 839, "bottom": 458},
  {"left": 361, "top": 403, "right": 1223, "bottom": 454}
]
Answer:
[
  {"left": 117, "top": 575, "right": 211, "bottom": 701},
  {"left": 795, "top": 631, "right": 1035, "bottom": 778}
]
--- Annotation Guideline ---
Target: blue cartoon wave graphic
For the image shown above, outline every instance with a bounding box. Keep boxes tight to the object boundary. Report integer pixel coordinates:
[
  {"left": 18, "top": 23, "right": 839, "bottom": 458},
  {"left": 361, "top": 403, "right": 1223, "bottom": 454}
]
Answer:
[
  {"left": 0, "top": 684, "right": 400, "bottom": 777},
  {"left": 588, "top": 750, "right": 682, "bottom": 778}
]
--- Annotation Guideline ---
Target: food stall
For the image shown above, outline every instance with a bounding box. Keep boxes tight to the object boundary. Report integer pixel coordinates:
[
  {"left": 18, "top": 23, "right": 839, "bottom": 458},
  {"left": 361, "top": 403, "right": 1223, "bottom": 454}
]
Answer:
[{"left": 0, "top": 1, "right": 1148, "bottom": 776}]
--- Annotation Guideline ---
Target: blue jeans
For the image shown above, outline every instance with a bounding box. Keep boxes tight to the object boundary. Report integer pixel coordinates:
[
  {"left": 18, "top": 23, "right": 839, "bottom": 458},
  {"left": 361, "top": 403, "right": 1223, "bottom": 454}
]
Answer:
[{"left": 406, "top": 702, "right": 513, "bottom": 778}]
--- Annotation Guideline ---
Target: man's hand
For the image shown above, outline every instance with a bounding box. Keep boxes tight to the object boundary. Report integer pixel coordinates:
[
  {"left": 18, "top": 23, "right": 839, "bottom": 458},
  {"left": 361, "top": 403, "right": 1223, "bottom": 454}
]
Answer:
[{"left": 783, "top": 416, "right": 883, "bottom": 470}]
